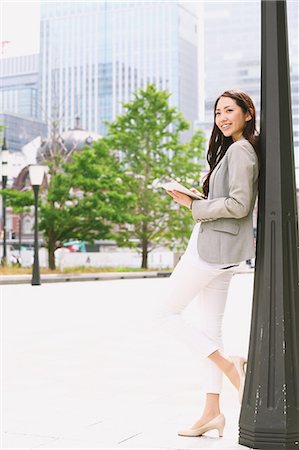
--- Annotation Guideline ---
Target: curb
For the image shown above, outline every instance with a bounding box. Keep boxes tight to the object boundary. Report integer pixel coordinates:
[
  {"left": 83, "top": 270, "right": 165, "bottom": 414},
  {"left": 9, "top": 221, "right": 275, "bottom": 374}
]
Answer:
[{"left": 0, "top": 270, "right": 172, "bottom": 285}]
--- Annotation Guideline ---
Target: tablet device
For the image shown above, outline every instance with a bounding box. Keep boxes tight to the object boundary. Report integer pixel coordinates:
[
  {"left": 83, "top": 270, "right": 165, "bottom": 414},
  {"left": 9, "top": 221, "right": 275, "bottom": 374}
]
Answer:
[{"left": 160, "top": 179, "right": 205, "bottom": 199}]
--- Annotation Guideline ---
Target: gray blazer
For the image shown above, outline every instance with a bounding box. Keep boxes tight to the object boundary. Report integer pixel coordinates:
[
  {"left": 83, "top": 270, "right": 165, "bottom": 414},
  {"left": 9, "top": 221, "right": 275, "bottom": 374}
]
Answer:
[{"left": 191, "top": 137, "right": 259, "bottom": 264}]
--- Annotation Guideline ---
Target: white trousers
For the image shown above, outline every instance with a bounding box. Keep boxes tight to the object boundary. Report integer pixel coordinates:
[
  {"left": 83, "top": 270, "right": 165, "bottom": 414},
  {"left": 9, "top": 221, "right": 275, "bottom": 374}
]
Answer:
[{"left": 157, "top": 223, "right": 239, "bottom": 393}]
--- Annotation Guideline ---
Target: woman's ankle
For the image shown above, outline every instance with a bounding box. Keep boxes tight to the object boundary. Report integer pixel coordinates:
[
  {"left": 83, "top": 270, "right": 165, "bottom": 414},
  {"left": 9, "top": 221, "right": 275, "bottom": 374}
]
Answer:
[
  {"left": 202, "top": 394, "right": 221, "bottom": 419},
  {"left": 202, "top": 408, "right": 221, "bottom": 419}
]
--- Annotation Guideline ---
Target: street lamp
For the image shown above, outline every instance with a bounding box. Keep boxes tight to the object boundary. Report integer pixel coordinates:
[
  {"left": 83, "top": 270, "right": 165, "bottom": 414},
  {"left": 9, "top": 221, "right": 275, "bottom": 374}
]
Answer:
[
  {"left": 1, "top": 137, "right": 8, "bottom": 266},
  {"left": 239, "top": 1, "right": 299, "bottom": 448},
  {"left": 29, "top": 165, "right": 45, "bottom": 286}
]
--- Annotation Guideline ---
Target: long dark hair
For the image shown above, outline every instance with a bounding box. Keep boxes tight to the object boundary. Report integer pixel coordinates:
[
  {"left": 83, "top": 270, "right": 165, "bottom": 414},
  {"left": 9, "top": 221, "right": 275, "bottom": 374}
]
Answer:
[{"left": 202, "top": 90, "right": 260, "bottom": 198}]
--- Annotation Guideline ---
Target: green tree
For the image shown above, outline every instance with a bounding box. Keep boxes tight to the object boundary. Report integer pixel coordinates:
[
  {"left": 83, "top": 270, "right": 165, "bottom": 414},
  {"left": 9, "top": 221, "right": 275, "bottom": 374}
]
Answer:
[
  {"left": 39, "top": 139, "right": 136, "bottom": 269},
  {"left": 0, "top": 125, "right": 5, "bottom": 142},
  {"left": 0, "top": 189, "right": 34, "bottom": 259},
  {"left": 107, "top": 84, "right": 205, "bottom": 268},
  {"left": 1, "top": 189, "right": 33, "bottom": 212}
]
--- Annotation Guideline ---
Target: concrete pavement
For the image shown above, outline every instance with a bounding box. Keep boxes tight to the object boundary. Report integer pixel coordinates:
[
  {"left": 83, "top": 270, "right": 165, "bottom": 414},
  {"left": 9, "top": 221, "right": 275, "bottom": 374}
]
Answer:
[{"left": 1, "top": 274, "right": 254, "bottom": 449}]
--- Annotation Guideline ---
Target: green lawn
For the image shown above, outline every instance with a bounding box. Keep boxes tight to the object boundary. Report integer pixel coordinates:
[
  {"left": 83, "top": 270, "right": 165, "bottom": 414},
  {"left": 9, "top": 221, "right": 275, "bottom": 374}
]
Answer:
[{"left": 0, "top": 266, "right": 172, "bottom": 275}]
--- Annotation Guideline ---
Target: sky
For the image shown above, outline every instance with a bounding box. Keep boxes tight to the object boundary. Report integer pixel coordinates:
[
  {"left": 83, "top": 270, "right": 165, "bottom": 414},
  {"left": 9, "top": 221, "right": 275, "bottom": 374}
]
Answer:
[
  {"left": 1, "top": 1, "right": 40, "bottom": 57},
  {"left": 0, "top": 0, "right": 298, "bottom": 58},
  {"left": 0, "top": 0, "right": 250, "bottom": 58}
]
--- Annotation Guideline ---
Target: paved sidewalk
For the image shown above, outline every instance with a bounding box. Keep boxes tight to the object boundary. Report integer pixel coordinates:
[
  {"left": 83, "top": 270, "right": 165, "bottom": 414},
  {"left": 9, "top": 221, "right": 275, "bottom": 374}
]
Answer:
[{"left": 1, "top": 274, "right": 254, "bottom": 449}]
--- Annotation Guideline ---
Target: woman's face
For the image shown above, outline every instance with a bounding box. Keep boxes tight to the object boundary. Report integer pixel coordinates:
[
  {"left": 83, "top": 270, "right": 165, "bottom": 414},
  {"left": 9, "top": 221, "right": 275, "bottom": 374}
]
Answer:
[{"left": 215, "top": 96, "right": 251, "bottom": 142}]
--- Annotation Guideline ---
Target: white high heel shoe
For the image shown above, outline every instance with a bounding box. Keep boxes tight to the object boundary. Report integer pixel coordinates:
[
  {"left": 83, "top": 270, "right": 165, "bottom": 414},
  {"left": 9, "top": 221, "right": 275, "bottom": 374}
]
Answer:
[
  {"left": 230, "top": 355, "right": 247, "bottom": 403},
  {"left": 178, "top": 413, "right": 225, "bottom": 437}
]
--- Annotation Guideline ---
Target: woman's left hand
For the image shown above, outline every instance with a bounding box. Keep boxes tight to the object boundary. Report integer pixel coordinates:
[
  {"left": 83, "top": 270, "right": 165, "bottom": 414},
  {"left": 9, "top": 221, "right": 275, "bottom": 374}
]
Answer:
[{"left": 167, "top": 190, "right": 192, "bottom": 208}]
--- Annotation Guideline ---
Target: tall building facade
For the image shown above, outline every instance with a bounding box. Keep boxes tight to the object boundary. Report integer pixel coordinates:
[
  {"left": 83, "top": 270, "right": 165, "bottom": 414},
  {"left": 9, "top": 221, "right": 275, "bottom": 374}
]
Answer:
[
  {"left": 39, "top": 1, "right": 199, "bottom": 136},
  {"left": 0, "top": 54, "right": 39, "bottom": 119},
  {"left": 0, "top": 54, "right": 47, "bottom": 179},
  {"left": 201, "top": 0, "right": 299, "bottom": 181},
  {"left": 0, "top": 112, "right": 47, "bottom": 154}
]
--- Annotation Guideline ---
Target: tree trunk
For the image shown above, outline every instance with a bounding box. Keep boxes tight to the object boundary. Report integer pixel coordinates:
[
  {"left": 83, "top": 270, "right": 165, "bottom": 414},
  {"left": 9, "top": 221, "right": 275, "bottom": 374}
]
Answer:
[
  {"left": 141, "top": 220, "right": 148, "bottom": 269},
  {"left": 141, "top": 240, "right": 148, "bottom": 269},
  {"left": 48, "top": 240, "right": 56, "bottom": 270}
]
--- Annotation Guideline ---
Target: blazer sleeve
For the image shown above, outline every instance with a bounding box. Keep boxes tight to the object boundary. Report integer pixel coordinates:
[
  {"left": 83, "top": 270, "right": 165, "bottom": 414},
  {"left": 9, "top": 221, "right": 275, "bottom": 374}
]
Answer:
[{"left": 191, "top": 142, "right": 258, "bottom": 222}]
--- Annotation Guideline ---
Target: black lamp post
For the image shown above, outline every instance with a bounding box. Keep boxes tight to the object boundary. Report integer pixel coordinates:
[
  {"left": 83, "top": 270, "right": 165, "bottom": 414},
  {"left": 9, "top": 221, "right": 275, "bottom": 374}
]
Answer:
[
  {"left": 29, "top": 165, "right": 45, "bottom": 286},
  {"left": 19, "top": 214, "right": 22, "bottom": 263},
  {"left": 1, "top": 137, "right": 8, "bottom": 266},
  {"left": 239, "top": 1, "right": 299, "bottom": 448}
]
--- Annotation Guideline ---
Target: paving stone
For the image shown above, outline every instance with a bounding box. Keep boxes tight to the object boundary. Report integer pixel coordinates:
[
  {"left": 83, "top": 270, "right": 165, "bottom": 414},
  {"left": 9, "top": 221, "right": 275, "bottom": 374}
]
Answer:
[{"left": 1, "top": 276, "right": 254, "bottom": 449}]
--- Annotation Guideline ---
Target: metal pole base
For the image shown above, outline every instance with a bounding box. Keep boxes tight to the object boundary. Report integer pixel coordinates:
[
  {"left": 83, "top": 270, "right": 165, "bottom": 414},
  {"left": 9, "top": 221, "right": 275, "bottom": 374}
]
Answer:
[{"left": 239, "top": 428, "right": 299, "bottom": 449}]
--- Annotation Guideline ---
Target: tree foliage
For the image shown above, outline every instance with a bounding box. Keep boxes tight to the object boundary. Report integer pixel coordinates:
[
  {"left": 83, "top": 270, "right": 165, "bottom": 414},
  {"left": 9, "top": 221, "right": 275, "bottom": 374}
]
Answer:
[
  {"left": 1, "top": 189, "right": 33, "bottom": 214},
  {"left": 106, "top": 84, "right": 206, "bottom": 268},
  {"left": 4, "top": 85, "right": 205, "bottom": 270},
  {"left": 39, "top": 138, "right": 136, "bottom": 269}
]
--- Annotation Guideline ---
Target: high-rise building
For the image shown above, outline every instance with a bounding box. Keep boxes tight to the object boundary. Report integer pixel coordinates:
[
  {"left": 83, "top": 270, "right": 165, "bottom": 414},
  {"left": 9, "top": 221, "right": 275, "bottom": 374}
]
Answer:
[
  {"left": 0, "top": 54, "right": 39, "bottom": 119},
  {"left": 200, "top": 0, "right": 299, "bottom": 182},
  {"left": 0, "top": 112, "right": 47, "bottom": 154},
  {"left": 0, "top": 54, "right": 47, "bottom": 177},
  {"left": 39, "top": 1, "right": 200, "bottom": 137}
]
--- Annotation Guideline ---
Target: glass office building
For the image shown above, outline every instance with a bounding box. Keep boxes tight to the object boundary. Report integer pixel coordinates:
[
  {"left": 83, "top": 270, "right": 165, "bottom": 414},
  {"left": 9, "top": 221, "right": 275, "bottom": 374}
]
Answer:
[
  {"left": 0, "top": 54, "right": 39, "bottom": 119},
  {"left": 201, "top": 0, "right": 299, "bottom": 181},
  {"left": 0, "top": 113, "right": 47, "bottom": 153},
  {"left": 39, "top": 1, "right": 199, "bottom": 136}
]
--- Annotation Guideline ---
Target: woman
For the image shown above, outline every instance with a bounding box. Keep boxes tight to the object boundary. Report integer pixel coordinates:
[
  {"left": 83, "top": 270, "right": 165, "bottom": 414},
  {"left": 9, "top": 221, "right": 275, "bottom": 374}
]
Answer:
[{"left": 162, "top": 90, "right": 259, "bottom": 437}]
